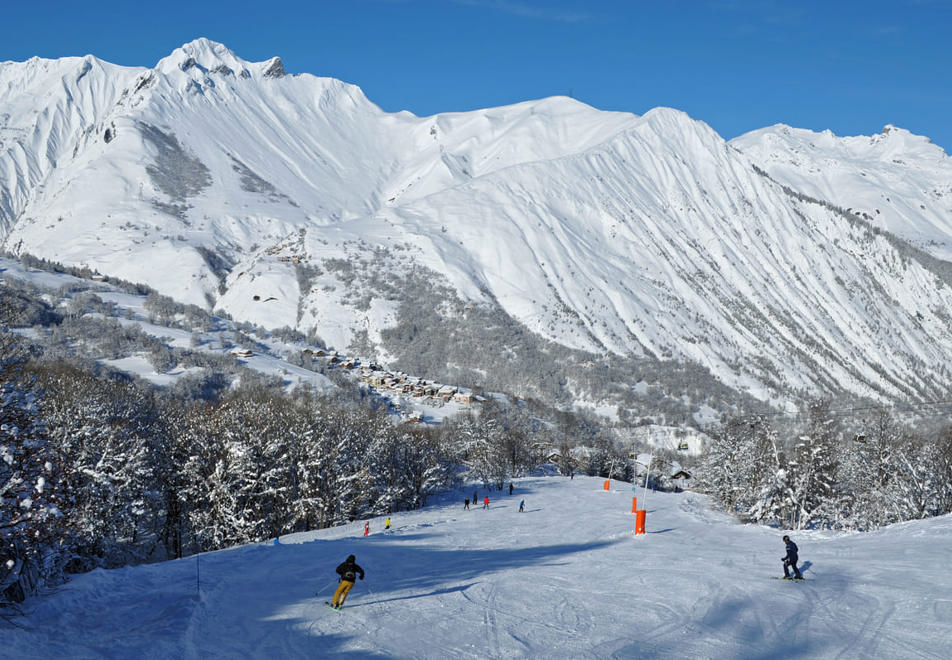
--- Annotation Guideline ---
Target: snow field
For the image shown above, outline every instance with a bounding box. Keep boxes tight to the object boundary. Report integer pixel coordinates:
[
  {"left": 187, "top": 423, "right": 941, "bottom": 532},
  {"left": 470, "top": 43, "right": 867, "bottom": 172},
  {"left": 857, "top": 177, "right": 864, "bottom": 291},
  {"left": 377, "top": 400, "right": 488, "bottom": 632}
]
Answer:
[{"left": 5, "top": 475, "right": 951, "bottom": 658}]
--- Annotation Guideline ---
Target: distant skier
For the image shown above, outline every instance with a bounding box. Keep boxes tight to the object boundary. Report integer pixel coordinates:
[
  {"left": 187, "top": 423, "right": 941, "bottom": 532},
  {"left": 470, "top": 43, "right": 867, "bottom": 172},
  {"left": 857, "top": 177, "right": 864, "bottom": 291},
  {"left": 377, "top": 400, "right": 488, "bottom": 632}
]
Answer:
[
  {"left": 509, "top": 483, "right": 514, "bottom": 495},
  {"left": 519, "top": 499, "right": 525, "bottom": 512},
  {"left": 464, "top": 497, "right": 470, "bottom": 510},
  {"left": 363, "top": 521, "right": 370, "bottom": 536},
  {"left": 483, "top": 496, "right": 490, "bottom": 509},
  {"left": 384, "top": 517, "right": 391, "bottom": 530},
  {"left": 330, "top": 554, "right": 365, "bottom": 609},
  {"left": 473, "top": 490, "right": 478, "bottom": 505},
  {"left": 781, "top": 535, "right": 803, "bottom": 580}
]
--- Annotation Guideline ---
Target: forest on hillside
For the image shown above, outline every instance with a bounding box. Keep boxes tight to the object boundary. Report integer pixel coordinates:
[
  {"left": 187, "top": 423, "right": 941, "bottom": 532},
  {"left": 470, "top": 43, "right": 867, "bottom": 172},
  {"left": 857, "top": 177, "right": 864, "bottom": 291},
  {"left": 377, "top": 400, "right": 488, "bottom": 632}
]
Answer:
[{"left": 697, "top": 402, "right": 952, "bottom": 531}]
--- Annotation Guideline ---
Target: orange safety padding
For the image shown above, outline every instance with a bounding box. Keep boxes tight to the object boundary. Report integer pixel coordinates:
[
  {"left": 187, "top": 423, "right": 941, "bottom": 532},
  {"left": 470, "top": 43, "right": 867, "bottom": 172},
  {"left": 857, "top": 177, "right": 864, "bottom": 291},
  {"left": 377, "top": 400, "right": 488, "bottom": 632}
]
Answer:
[{"left": 635, "top": 509, "right": 646, "bottom": 535}]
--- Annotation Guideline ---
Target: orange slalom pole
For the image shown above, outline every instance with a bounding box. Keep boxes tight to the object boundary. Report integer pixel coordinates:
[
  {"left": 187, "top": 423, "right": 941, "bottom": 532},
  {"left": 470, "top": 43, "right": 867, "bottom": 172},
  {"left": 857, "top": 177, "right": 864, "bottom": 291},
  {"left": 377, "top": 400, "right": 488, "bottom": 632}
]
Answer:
[
  {"left": 631, "top": 496, "right": 638, "bottom": 513},
  {"left": 635, "top": 509, "right": 646, "bottom": 535},
  {"left": 603, "top": 480, "right": 610, "bottom": 491}
]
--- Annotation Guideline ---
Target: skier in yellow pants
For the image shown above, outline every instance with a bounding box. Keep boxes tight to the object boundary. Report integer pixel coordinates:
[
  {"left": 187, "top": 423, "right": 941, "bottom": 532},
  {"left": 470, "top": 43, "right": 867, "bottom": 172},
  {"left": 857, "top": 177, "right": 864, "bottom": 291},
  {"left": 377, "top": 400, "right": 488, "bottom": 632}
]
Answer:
[{"left": 330, "top": 554, "right": 364, "bottom": 609}]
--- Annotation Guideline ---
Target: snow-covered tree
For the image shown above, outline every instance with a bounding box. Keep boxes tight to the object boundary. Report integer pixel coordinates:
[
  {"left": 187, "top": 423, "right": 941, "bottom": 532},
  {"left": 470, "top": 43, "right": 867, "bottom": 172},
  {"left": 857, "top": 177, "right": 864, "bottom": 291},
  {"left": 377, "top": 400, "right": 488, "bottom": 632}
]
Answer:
[
  {"left": 699, "top": 415, "right": 779, "bottom": 515},
  {"left": 368, "top": 423, "right": 452, "bottom": 512},
  {"left": 176, "top": 400, "right": 261, "bottom": 550},
  {"left": 555, "top": 440, "right": 577, "bottom": 476},
  {"left": 785, "top": 399, "right": 839, "bottom": 530},
  {"left": 466, "top": 415, "right": 511, "bottom": 489},
  {"left": 698, "top": 417, "right": 750, "bottom": 511},
  {"left": 930, "top": 426, "right": 952, "bottom": 515},
  {"left": 34, "top": 363, "right": 164, "bottom": 569},
  {"left": 173, "top": 387, "right": 304, "bottom": 550},
  {"left": 287, "top": 401, "right": 339, "bottom": 531},
  {"left": 746, "top": 421, "right": 796, "bottom": 527},
  {"left": 328, "top": 406, "right": 375, "bottom": 523},
  {"left": 1, "top": 339, "right": 65, "bottom": 603},
  {"left": 832, "top": 409, "right": 904, "bottom": 529}
]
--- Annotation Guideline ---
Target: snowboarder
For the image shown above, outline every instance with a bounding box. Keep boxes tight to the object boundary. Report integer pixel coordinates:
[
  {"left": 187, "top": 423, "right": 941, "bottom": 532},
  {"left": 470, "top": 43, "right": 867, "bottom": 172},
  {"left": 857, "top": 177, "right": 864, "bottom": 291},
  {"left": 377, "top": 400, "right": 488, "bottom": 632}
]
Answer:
[
  {"left": 519, "top": 499, "right": 525, "bottom": 512},
  {"left": 330, "top": 554, "right": 364, "bottom": 609},
  {"left": 483, "top": 496, "right": 490, "bottom": 509},
  {"left": 509, "top": 483, "right": 514, "bottom": 495},
  {"left": 464, "top": 497, "right": 470, "bottom": 510},
  {"left": 782, "top": 535, "right": 803, "bottom": 579},
  {"left": 384, "top": 517, "right": 391, "bottom": 530}
]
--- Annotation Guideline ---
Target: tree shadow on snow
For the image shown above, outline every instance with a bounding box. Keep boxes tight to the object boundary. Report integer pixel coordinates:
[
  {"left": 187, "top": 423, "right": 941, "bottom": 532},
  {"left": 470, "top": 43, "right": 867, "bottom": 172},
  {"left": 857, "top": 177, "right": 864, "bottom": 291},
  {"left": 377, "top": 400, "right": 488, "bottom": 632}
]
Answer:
[
  {"left": 246, "top": 533, "right": 624, "bottom": 655},
  {"left": 356, "top": 537, "right": 623, "bottom": 597},
  {"left": 345, "top": 582, "right": 477, "bottom": 607}
]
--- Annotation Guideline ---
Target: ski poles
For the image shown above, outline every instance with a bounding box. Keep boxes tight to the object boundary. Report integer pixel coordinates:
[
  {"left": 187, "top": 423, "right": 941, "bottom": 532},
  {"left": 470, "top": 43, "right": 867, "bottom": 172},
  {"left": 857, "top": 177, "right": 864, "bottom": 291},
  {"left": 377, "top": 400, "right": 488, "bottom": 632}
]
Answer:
[{"left": 315, "top": 578, "right": 336, "bottom": 598}]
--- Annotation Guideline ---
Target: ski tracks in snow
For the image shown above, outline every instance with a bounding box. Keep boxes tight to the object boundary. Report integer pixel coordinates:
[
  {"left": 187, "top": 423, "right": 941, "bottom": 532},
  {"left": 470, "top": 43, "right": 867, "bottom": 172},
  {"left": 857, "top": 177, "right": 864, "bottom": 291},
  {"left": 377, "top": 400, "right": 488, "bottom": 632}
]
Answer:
[{"left": 11, "top": 478, "right": 952, "bottom": 658}]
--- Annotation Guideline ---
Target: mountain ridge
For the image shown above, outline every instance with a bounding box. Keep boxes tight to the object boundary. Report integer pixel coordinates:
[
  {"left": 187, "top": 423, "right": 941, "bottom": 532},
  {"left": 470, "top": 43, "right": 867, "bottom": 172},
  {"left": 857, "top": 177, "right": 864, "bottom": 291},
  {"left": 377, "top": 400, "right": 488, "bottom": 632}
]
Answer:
[
  {"left": 731, "top": 123, "right": 952, "bottom": 261},
  {"left": 3, "top": 38, "right": 952, "bottom": 414}
]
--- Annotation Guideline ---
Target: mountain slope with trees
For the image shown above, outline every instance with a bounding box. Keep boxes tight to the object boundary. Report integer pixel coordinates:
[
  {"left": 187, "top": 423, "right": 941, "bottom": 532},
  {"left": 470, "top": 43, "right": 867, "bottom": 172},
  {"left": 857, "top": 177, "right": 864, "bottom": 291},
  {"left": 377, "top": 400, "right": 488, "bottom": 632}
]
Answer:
[{"left": 2, "top": 40, "right": 952, "bottom": 416}]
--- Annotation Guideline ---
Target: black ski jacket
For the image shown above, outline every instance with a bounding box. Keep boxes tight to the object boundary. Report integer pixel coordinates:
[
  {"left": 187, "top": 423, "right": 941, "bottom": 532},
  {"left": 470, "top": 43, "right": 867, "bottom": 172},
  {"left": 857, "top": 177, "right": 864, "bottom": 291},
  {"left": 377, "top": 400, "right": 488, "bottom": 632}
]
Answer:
[
  {"left": 336, "top": 560, "right": 365, "bottom": 583},
  {"left": 784, "top": 540, "right": 799, "bottom": 562}
]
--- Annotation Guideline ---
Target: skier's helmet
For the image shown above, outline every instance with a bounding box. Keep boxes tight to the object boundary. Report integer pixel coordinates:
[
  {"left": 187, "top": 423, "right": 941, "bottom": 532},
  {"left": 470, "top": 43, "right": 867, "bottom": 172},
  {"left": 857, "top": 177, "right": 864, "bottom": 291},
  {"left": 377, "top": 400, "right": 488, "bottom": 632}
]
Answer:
[
  {"left": 782, "top": 535, "right": 790, "bottom": 542},
  {"left": 347, "top": 554, "right": 356, "bottom": 562}
]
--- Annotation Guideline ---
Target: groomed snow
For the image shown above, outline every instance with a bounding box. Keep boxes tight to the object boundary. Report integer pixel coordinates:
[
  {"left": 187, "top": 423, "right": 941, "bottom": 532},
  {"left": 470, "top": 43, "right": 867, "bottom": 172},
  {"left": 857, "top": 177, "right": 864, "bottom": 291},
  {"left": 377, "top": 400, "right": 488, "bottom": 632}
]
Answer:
[{"left": 6, "top": 475, "right": 949, "bottom": 658}]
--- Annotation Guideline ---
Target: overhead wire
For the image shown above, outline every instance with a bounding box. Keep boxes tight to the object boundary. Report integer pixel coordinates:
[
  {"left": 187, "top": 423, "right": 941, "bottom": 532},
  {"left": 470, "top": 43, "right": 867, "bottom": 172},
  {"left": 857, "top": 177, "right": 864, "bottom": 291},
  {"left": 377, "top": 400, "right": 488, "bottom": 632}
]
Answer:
[{"left": 733, "top": 396, "right": 952, "bottom": 424}]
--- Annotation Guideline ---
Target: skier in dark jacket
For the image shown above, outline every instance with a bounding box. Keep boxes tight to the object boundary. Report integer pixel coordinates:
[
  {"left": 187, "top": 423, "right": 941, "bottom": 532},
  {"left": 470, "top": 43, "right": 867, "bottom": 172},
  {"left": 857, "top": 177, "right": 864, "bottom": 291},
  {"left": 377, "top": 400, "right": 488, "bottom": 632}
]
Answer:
[
  {"left": 782, "top": 535, "right": 803, "bottom": 579},
  {"left": 330, "top": 554, "right": 365, "bottom": 609}
]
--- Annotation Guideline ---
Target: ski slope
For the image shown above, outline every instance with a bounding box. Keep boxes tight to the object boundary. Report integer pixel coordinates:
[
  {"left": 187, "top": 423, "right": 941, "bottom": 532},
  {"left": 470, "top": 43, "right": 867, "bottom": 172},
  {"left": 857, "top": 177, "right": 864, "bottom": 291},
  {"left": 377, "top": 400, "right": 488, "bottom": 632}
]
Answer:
[{"left": 5, "top": 475, "right": 950, "bottom": 658}]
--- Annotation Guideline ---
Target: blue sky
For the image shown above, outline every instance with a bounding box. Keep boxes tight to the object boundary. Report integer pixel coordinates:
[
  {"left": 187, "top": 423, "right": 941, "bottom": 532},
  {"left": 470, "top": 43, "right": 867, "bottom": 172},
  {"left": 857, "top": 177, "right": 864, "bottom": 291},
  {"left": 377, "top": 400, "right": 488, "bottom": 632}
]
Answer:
[{"left": 3, "top": 0, "right": 951, "bottom": 152}]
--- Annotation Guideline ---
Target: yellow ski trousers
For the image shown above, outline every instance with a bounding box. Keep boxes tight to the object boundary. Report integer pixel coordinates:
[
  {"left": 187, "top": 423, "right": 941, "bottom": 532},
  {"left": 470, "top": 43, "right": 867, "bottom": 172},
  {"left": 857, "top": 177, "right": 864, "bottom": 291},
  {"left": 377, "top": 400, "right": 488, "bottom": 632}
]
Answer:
[{"left": 332, "top": 579, "right": 355, "bottom": 606}]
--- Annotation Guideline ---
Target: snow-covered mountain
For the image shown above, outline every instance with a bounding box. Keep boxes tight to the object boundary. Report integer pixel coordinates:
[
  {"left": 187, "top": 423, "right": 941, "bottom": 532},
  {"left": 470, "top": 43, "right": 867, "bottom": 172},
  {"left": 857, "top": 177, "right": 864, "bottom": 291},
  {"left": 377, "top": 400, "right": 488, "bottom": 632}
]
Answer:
[
  {"left": 3, "top": 38, "right": 952, "bottom": 409},
  {"left": 732, "top": 124, "right": 952, "bottom": 261}
]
